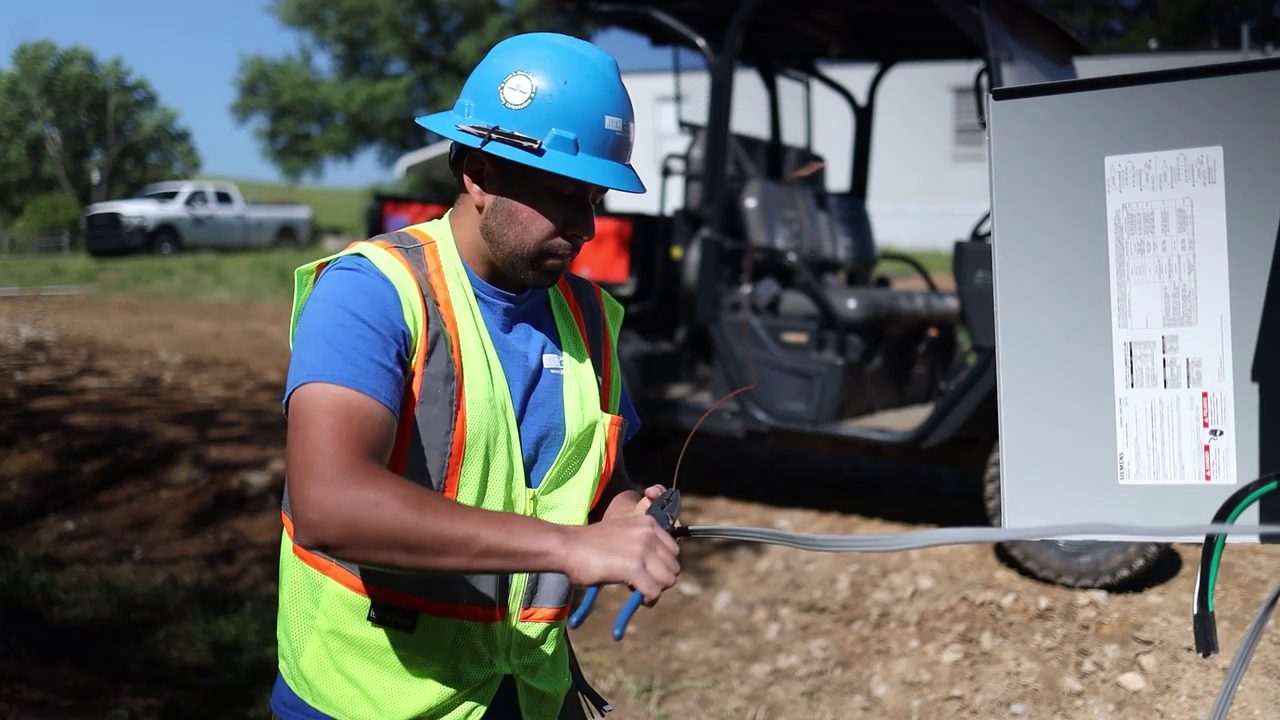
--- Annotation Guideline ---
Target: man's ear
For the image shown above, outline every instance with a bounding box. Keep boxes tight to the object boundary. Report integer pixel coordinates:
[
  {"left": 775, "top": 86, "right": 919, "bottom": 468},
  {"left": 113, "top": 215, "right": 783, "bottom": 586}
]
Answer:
[{"left": 461, "top": 152, "right": 498, "bottom": 211}]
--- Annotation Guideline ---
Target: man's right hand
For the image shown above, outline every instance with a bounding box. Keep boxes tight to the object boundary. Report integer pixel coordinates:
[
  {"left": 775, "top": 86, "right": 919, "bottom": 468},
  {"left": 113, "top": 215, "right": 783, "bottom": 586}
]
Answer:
[{"left": 561, "top": 514, "right": 681, "bottom": 606}]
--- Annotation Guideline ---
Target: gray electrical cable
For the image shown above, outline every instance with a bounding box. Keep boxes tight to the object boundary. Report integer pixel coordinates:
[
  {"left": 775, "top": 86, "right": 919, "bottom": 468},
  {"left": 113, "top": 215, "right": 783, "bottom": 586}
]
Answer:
[
  {"left": 1205, "top": 578, "right": 1280, "bottom": 720},
  {"left": 679, "top": 521, "right": 1280, "bottom": 720},
  {"left": 682, "top": 522, "right": 1280, "bottom": 552}
]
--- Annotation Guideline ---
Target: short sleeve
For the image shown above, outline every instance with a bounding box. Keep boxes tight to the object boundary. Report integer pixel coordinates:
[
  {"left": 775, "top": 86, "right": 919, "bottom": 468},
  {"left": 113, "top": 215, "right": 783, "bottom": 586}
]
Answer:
[{"left": 283, "top": 254, "right": 415, "bottom": 418}]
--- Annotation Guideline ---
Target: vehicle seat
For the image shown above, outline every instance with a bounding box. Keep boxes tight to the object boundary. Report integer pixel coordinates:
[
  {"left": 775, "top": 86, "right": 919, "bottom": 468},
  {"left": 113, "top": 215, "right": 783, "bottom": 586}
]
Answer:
[
  {"left": 738, "top": 177, "right": 961, "bottom": 332},
  {"left": 684, "top": 125, "right": 826, "bottom": 218}
]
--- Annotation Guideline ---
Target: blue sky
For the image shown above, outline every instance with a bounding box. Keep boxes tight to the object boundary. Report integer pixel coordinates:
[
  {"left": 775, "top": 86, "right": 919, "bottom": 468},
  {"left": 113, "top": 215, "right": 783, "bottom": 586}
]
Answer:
[{"left": 1, "top": 0, "right": 677, "bottom": 189}]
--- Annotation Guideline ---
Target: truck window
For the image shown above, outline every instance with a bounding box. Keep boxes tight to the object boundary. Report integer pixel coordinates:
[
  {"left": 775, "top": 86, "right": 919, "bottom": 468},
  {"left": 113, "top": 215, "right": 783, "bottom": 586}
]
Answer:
[
  {"left": 215, "top": 191, "right": 234, "bottom": 205},
  {"left": 134, "top": 190, "right": 179, "bottom": 201},
  {"left": 187, "top": 191, "right": 209, "bottom": 207}
]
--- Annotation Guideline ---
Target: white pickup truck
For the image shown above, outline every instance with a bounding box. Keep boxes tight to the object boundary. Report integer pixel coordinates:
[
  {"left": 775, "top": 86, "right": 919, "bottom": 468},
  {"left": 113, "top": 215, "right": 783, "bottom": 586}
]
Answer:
[{"left": 82, "top": 180, "right": 314, "bottom": 256}]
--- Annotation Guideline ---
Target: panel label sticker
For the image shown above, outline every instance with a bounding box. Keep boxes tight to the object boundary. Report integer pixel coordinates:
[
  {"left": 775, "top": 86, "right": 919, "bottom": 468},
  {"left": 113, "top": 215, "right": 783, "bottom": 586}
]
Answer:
[{"left": 1104, "top": 146, "right": 1236, "bottom": 485}]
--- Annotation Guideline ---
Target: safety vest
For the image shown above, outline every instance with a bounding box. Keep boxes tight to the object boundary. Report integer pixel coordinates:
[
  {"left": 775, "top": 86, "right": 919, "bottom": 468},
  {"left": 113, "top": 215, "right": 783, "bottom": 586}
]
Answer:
[{"left": 275, "top": 212, "right": 627, "bottom": 720}]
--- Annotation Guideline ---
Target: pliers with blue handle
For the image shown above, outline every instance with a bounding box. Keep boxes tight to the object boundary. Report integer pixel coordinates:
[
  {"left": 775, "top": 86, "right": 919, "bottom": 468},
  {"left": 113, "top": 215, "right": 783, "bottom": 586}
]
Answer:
[{"left": 567, "top": 487, "right": 682, "bottom": 641}]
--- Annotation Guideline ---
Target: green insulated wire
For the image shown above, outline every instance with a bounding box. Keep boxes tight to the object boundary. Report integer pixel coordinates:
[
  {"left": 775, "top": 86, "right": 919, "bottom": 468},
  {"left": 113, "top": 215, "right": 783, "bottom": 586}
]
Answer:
[
  {"left": 1192, "top": 475, "right": 1280, "bottom": 660},
  {"left": 1208, "top": 480, "right": 1279, "bottom": 612}
]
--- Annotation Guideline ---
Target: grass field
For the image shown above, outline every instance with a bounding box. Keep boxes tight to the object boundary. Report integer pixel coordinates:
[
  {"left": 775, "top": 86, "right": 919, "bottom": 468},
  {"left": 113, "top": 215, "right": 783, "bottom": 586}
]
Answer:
[
  {"left": 200, "top": 177, "right": 375, "bottom": 237},
  {"left": 0, "top": 246, "right": 954, "bottom": 303},
  {"left": 0, "top": 248, "right": 331, "bottom": 303}
]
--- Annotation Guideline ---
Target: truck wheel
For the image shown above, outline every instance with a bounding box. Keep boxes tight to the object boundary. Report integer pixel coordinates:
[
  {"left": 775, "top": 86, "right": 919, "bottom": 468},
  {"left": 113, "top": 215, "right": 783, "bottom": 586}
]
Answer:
[
  {"left": 273, "top": 228, "right": 297, "bottom": 247},
  {"left": 981, "top": 442, "right": 1166, "bottom": 589},
  {"left": 150, "top": 227, "right": 181, "bottom": 256}
]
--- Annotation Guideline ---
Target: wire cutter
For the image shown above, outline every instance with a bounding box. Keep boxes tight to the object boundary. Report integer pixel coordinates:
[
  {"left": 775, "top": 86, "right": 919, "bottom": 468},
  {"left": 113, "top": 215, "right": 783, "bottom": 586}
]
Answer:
[{"left": 567, "top": 487, "right": 682, "bottom": 641}]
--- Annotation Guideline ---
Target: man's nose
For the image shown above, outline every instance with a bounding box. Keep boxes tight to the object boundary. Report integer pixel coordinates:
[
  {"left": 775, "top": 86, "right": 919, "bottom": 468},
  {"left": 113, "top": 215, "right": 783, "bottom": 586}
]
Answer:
[{"left": 564, "top": 209, "right": 596, "bottom": 245}]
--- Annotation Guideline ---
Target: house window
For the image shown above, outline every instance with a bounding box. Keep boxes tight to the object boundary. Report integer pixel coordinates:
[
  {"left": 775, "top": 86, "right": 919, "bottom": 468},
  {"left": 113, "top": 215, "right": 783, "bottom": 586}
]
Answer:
[{"left": 953, "top": 86, "right": 986, "bottom": 162}]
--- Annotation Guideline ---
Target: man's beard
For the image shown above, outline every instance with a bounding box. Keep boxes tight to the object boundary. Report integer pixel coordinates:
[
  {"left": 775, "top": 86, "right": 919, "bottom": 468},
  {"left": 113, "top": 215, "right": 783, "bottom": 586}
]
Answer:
[{"left": 479, "top": 197, "right": 563, "bottom": 290}]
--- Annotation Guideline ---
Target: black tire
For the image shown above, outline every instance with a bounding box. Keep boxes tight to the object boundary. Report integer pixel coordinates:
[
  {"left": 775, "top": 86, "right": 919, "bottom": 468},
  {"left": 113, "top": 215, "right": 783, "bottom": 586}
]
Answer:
[
  {"left": 273, "top": 227, "right": 298, "bottom": 248},
  {"left": 981, "top": 441, "right": 1166, "bottom": 589},
  {"left": 150, "top": 227, "right": 181, "bottom": 256}
]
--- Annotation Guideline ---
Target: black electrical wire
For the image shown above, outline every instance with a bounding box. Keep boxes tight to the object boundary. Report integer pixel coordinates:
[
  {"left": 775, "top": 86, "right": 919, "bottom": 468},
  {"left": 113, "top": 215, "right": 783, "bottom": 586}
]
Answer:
[{"left": 1193, "top": 473, "right": 1280, "bottom": 658}]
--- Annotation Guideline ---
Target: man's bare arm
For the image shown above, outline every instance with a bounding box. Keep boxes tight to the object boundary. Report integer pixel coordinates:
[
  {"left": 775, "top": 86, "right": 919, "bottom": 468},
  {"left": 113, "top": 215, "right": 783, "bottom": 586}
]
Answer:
[
  {"left": 284, "top": 382, "right": 681, "bottom": 601},
  {"left": 285, "top": 381, "right": 576, "bottom": 575}
]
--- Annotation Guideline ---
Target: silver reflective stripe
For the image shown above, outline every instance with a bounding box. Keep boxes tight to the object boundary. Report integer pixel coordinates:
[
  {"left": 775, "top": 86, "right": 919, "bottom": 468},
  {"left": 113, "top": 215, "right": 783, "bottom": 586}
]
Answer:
[
  {"left": 363, "top": 567, "right": 505, "bottom": 607},
  {"left": 402, "top": 297, "right": 452, "bottom": 494},
  {"left": 281, "top": 494, "right": 506, "bottom": 610},
  {"left": 377, "top": 232, "right": 456, "bottom": 496},
  {"left": 522, "top": 571, "right": 573, "bottom": 613}
]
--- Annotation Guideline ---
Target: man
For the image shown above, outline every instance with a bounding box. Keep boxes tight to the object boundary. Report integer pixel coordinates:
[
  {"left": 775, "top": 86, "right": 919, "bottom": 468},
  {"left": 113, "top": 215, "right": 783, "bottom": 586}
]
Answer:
[{"left": 270, "top": 31, "right": 681, "bottom": 720}]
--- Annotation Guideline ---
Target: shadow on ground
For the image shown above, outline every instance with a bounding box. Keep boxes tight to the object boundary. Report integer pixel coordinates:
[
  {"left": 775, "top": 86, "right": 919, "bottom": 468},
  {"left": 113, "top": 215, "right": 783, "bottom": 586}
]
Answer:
[
  {"left": 0, "top": 547, "right": 278, "bottom": 720},
  {"left": 629, "top": 431, "right": 988, "bottom": 528},
  {"left": 0, "top": 334, "right": 286, "bottom": 718}
]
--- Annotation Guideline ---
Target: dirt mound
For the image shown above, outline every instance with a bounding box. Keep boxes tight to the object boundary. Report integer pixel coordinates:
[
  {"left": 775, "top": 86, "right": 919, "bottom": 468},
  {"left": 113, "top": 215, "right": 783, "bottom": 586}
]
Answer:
[{"left": 2, "top": 296, "right": 1278, "bottom": 720}]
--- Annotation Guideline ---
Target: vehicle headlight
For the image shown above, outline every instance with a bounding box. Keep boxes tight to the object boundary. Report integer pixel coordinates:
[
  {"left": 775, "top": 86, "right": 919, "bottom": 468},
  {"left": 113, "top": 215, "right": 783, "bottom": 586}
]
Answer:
[{"left": 121, "top": 215, "right": 149, "bottom": 228}]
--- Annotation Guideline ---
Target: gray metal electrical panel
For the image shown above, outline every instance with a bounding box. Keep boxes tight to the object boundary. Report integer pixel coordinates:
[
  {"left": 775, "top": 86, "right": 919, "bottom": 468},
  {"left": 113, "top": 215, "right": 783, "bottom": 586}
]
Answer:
[{"left": 986, "top": 56, "right": 1280, "bottom": 543}]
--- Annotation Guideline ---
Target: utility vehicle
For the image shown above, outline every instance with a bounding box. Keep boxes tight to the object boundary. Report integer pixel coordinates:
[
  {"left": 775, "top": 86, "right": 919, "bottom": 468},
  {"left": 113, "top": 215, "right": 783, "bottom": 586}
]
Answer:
[{"left": 375, "top": 0, "right": 1170, "bottom": 589}]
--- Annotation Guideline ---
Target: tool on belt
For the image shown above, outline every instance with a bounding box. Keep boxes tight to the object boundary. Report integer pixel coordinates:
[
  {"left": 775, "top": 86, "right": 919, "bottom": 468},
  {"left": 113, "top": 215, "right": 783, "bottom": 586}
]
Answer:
[{"left": 568, "top": 488, "right": 682, "bottom": 641}]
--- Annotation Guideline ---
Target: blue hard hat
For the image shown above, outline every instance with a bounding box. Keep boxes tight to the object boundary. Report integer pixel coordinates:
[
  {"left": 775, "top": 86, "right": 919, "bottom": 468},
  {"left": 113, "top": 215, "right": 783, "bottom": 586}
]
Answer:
[{"left": 415, "top": 32, "right": 645, "bottom": 194}]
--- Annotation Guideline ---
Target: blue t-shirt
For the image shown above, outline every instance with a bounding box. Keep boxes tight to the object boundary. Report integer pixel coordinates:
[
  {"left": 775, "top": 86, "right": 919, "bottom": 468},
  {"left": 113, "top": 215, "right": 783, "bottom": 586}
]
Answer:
[{"left": 272, "top": 253, "right": 641, "bottom": 720}]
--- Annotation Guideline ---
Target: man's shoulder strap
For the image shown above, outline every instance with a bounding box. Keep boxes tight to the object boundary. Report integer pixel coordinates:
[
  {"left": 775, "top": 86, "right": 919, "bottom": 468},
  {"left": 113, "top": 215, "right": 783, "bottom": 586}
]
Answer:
[
  {"left": 290, "top": 231, "right": 434, "bottom": 364},
  {"left": 560, "top": 273, "right": 625, "bottom": 339},
  {"left": 557, "top": 273, "right": 625, "bottom": 413}
]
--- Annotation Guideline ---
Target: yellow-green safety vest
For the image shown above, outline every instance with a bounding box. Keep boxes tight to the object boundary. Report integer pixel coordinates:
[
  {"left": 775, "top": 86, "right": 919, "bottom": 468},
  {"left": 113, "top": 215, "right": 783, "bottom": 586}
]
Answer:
[{"left": 275, "top": 211, "right": 628, "bottom": 720}]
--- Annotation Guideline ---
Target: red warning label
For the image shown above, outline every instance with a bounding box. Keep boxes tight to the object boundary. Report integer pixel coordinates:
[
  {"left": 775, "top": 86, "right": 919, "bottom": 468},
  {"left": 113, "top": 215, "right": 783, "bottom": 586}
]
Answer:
[
  {"left": 1205, "top": 444, "right": 1212, "bottom": 482},
  {"left": 1202, "top": 391, "right": 1210, "bottom": 428}
]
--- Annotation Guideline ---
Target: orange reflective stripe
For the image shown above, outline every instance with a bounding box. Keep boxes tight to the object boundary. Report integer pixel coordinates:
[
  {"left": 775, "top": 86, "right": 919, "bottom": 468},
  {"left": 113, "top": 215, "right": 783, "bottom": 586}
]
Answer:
[
  {"left": 281, "top": 512, "right": 505, "bottom": 622},
  {"left": 401, "top": 226, "right": 467, "bottom": 500},
  {"left": 520, "top": 606, "right": 571, "bottom": 623},
  {"left": 369, "top": 239, "right": 430, "bottom": 475},
  {"left": 590, "top": 414, "right": 625, "bottom": 511},
  {"left": 557, "top": 276, "right": 604, "bottom": 411},
  {"left": 281, "top": 510, "right": 366, "bottom": 594}
]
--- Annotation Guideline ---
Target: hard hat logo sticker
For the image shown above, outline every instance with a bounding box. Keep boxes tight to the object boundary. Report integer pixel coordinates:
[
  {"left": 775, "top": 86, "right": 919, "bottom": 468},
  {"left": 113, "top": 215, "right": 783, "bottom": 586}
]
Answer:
[{"left": 499, "top": 71, "right": 536, "bottom": 110}]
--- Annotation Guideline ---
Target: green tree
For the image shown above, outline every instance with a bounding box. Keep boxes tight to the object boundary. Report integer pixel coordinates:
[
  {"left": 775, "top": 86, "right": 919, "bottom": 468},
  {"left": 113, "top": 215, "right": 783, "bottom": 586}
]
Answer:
[
  {"left": 230, "top": 0, "right": 590, "bottom": 184},
  {"left": 0, "top": 40, "right": 201, "bottom": 220},
  {"left": 18, "top": 193, "right": 82, "bottom": 235}
]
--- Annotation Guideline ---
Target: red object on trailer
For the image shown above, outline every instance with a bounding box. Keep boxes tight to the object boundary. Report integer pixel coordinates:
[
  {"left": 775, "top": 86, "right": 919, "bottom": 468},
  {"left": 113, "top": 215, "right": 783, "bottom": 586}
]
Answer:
[
  {"left": 369, "top": 194, "right": 634, "bottom": 285},
  {"left": 570, "top": 214, "right": 633, "bottom": 285}
]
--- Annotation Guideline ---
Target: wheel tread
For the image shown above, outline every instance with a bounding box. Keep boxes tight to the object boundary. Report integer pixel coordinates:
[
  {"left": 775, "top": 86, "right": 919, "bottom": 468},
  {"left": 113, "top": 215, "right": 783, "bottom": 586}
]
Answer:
[{"left": 981, "top": 443, "right": 1167, "bottom": 590}]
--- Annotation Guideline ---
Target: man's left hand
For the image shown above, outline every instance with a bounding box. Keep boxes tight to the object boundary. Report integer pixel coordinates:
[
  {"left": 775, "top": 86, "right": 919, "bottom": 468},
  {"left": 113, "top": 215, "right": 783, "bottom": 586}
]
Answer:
[
  {"left": 633, "top": 484, "right": 665, "bottom": 515},
  {"left": 634, "top": 484, "right": 682, "bottom": 532}
]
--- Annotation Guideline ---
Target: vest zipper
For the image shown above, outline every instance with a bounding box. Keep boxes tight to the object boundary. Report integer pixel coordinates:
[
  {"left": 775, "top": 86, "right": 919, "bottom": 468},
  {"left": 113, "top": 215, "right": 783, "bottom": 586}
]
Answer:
[{"left": 504, "top": 486, "right": 538, "bottom": 674}]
